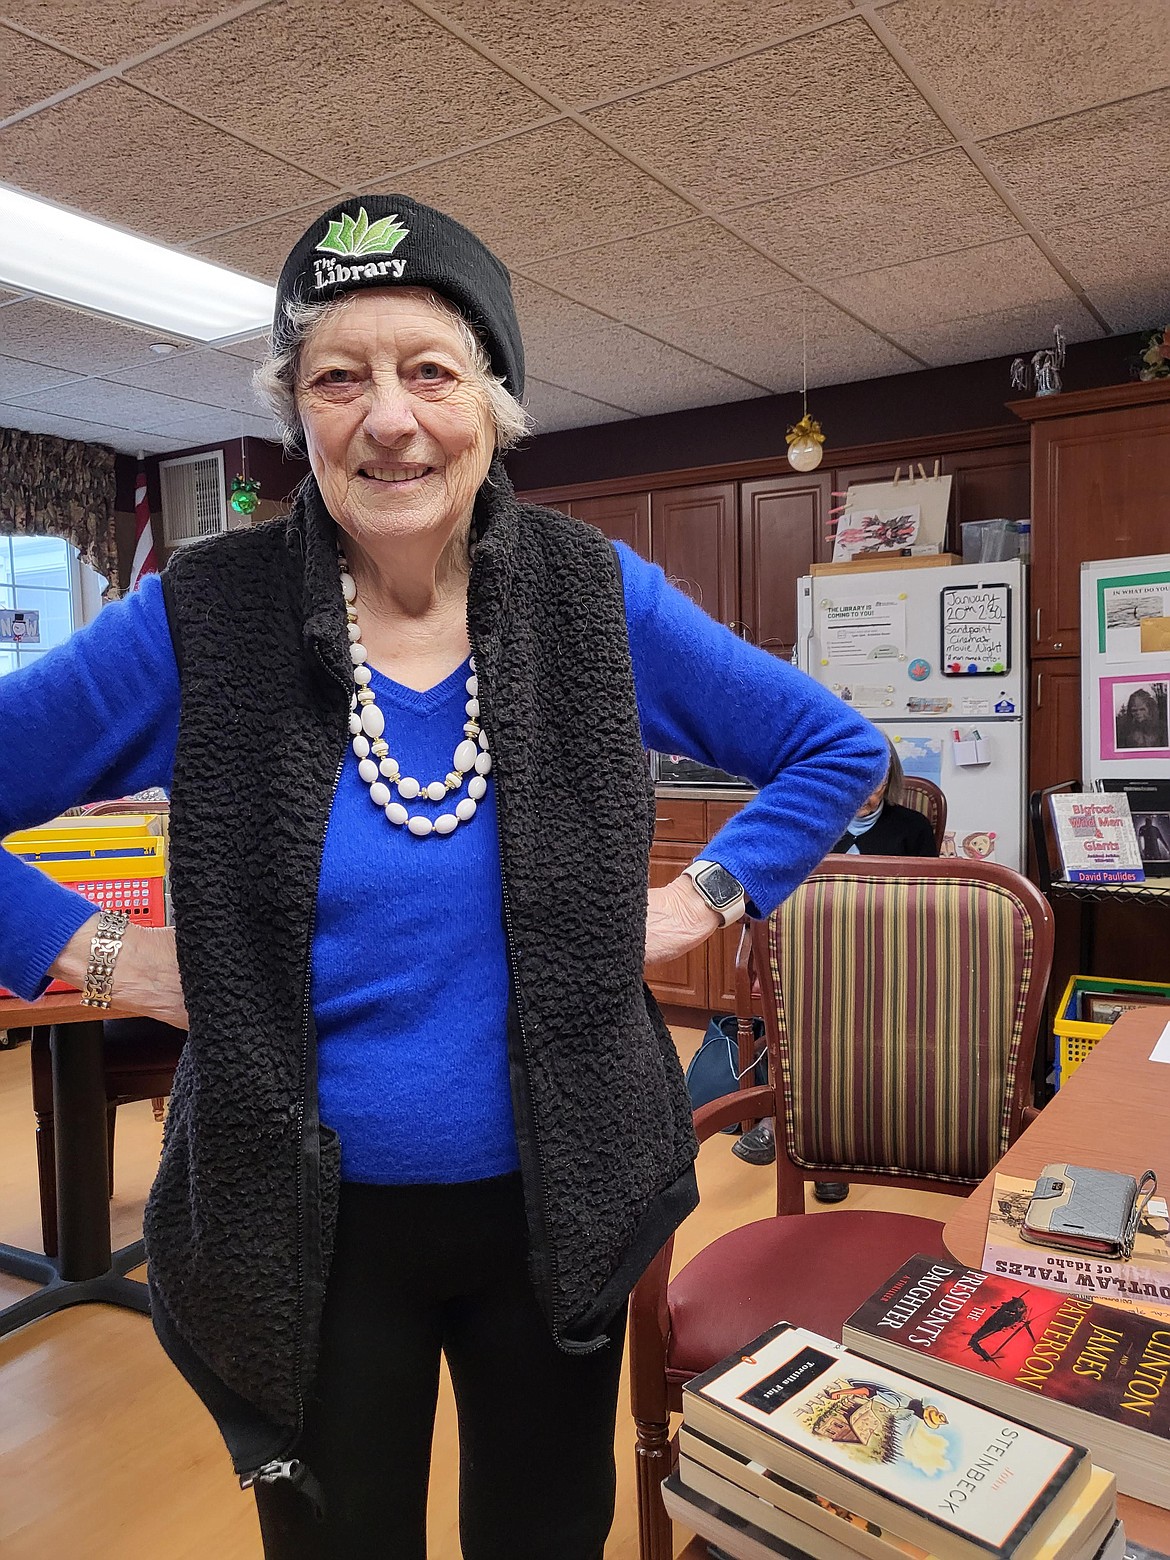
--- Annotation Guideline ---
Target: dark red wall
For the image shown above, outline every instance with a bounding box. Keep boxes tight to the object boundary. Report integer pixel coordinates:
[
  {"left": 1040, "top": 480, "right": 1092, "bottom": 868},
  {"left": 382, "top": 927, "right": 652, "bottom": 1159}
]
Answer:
[{"left": 504, "top": 333, "right": 1144, "bottom": 491}]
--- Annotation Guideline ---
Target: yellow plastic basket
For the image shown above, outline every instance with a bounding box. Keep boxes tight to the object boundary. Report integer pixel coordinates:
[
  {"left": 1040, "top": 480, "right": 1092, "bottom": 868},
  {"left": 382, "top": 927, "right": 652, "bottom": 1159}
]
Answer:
[{"left": 1054, "top": 974, "right": 1170, "bottom": 1086}]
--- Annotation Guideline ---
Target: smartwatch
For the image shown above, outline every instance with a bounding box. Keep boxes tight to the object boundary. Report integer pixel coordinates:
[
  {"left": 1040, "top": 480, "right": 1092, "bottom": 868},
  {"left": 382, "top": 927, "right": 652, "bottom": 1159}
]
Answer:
[{"left": 682, "top": 860, "right": 747, "bottom": 927}]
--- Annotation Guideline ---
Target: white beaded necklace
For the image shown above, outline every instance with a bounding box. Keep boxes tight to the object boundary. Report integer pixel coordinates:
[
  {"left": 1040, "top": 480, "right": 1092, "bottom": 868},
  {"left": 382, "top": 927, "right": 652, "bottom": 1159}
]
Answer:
[{"left": 341, "top": 561, "right": 490, "bottom": 839}]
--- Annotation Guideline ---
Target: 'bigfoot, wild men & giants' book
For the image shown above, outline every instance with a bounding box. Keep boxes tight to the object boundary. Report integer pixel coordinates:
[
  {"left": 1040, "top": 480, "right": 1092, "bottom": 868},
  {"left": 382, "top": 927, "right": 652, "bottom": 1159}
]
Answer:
[
  {"left": 682, "top": 1322, "right": 1099, "bottom": 1560},
  {"left": 844, "top": 1255, "right": 1170, "bottom": 1504}
]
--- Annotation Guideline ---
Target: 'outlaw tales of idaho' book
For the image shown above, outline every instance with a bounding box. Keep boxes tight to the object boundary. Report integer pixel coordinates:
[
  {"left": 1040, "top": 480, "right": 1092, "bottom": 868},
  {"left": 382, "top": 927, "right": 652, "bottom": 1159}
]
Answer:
[
  {"left": 682, "top": 1321, "right": 1092, "bottom": 1560},
  {"left": 843, "top": 1255, "right": 1170, "bottom": 1504}
]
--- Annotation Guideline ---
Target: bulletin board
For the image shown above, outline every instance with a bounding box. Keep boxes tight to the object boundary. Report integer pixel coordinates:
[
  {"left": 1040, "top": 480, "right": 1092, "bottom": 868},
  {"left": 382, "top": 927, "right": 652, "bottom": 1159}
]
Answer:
[
  {"left": 1082, "top": 553, "right": 1170, "bottom": 782},
  {"left": 940, "top": 583, "right": 1011, "bottom": 676}
]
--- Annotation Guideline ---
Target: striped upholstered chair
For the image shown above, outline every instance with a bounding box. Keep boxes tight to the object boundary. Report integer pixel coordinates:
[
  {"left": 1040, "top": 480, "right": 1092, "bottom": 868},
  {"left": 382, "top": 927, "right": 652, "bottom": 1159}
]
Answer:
[{"left": 630, "top": 855, "right": 1053, "bottom": 1560}]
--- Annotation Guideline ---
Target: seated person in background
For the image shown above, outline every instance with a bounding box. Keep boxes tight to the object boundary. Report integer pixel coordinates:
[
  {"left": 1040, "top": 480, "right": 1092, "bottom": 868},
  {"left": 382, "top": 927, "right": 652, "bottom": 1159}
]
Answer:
[{"left": 734, "top": 737, "right": 940, "bottom": 1193}]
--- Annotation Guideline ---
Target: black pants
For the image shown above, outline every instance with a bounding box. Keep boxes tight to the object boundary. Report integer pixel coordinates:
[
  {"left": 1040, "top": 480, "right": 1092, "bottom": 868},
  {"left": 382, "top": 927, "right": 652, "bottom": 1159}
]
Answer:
[{"left": 254, "top": 1173, "right": 626, "bottom": 1560}]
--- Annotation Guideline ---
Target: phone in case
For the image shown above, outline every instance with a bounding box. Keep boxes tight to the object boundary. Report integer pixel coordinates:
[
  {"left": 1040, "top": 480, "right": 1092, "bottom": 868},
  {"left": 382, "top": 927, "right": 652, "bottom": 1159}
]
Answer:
[{"left": 1020, "top": 1163, "right": 1156, "bottom": 1260}]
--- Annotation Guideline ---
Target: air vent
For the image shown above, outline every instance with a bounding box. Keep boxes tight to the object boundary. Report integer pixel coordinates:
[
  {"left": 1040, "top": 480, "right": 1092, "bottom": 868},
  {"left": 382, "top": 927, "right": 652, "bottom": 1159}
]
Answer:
[{"left": 159, "top": 450, "right": 227, "bottom": 546}]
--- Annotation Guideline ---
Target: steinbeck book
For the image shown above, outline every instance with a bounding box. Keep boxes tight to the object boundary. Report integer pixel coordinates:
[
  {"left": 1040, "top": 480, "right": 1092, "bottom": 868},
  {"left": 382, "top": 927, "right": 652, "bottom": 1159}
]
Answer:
[
  {"left": 844, "top": 1255, "right": 1170, "bottom": 1504},
  {"left": 983, "top": 1173, "right": 1170, "bottom": 1323},
  {"left": 1049, "top": 794, "right": 1144, "bottom": 884},
  {"left": 682, "top": 1322, "right": 1093, "bottom": 1560},
  {"left": 675, "top": 1454, "right": 1118, "bottom": 1560}
]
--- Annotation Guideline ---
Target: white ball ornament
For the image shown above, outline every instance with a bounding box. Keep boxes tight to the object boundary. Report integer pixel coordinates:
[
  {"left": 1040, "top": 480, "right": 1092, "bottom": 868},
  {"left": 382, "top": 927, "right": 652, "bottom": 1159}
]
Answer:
[
  {"left": 340, "top": 573, "right": 356, "bottom": 603},
  {"left": 454, "top": 739, "right": 478, "bottom": 773},
  {"left": 353, "top": 664, "right": 372, "bottom": 686},
  {"left": 426, "top": 781, "right": 447, "bottom": 802},
  {"left": 397, "top": 777, "right": 420, "bottom": 800},
  {"left": 358, "top": 758, "right": 379, "bottom": 784},
  {"left": 465, "top": 675, "right": 478, "bottom": 697},
  {"left": 379, "top": 758, "right": 400, "bottom": 779},
  {"left": 465, "top": 698, "right": 480, "bottom": 719},
  {"left": 434, "top": 814, "right": 458, "bottom": 835},
  {"left": 352, "top": 734, "right": 370, "bottom": 759},
  {"left": 455, "top": 798, "right": 477, "bottom": 822},
  {"left": 349, "top": 642, "right": 367, "bottom": 666},
  {"left": 407, "top": 816, "right": 433, "bottom": 837},
  {"left": 360, "top": 703, "right": 384, "bottom": 738},
  {"left": 474, "top": 752, "right": 492, "bottom": 776},
  {"left": 348, "top": 712, "right": 362, "bottom": 734},
  {"left": 385, "top": 802, "right": 408, "bottom": 826},
  {"left": 370, "top": 781, "right": 391, "bottom": 807},
  {"left": 468, "top": 775, "right": 487, "bottom": 801}
]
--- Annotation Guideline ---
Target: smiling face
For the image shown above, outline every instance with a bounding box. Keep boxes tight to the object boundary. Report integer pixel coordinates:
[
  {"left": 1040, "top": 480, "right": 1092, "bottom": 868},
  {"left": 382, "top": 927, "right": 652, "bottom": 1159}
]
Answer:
[{"left": 295, "top": 288, "right": 495, "bottom": 558}]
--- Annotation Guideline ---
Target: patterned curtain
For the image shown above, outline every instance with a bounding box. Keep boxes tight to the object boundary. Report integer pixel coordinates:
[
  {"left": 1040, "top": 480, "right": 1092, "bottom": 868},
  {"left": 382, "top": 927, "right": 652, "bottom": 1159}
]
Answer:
[{"left": 0, "top": 427, "right": 119, "bottom": 596}]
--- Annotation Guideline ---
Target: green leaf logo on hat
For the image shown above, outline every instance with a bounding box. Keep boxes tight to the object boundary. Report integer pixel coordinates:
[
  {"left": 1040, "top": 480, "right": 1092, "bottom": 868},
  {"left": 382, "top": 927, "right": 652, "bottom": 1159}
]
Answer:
[{"left": 317, "top": 207, "right": 409, "bottom": 258}]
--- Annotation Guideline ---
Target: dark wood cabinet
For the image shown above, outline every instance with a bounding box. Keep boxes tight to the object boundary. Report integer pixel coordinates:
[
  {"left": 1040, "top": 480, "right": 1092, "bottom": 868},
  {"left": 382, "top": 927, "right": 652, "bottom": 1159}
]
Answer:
[
  {"left": 738, "top": 472, "right": 831, "bottom": 659},
  {"left": 649, "top": 483, "right": 738, "bottom": 626},
  {"left": 942, "top": 443, "right": 1030, "bottom": 531},
  {"left": 647, "top": 796, "right": 749, "bottom": 1014},
  {"left": 1012, "top": 383, "right": 1170, "bottom": 659},
  {"left": 1029, "top": 657, "right": 1082, "bottom": 794},
  {"left": 569, "top": 491, "right": 651, "bottom": 557}
]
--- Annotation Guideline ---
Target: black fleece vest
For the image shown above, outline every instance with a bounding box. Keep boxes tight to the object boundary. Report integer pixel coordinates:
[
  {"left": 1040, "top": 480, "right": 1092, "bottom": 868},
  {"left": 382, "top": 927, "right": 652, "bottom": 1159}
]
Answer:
[{"left": 149, "top": 465, "right": 699, "bottom": 1473}]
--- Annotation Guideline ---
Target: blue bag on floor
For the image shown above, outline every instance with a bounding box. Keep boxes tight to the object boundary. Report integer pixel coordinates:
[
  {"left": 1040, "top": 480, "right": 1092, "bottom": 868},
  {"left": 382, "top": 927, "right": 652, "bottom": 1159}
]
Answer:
[{"left": 684, "top": 1013, "right": 767, "bottom": 1134}]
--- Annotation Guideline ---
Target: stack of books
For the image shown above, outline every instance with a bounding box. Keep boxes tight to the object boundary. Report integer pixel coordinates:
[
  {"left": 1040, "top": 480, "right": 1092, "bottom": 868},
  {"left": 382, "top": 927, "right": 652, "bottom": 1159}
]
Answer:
[
  {"left": 844, "top": 1255, "right": 1170, "bottom": 1505},
  {"left": 665, "top": 1320, "right": 1124, "bottom": 1560}
]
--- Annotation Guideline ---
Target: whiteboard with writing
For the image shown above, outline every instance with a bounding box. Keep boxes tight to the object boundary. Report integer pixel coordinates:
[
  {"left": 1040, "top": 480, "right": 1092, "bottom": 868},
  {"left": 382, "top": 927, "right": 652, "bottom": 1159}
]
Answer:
[{"left": 941, "top": 583, "right": 1011, "bottom": 675}]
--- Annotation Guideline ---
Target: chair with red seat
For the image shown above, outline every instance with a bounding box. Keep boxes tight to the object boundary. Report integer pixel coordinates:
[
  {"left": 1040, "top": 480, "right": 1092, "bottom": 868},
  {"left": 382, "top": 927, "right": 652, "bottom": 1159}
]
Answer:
[{"left": 630, "top": 854, "right": 1053, "bottom": 1560}]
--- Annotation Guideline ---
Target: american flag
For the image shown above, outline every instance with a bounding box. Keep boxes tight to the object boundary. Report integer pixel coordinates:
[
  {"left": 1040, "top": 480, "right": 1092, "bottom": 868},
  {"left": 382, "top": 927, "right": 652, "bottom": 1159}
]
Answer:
[{"left": 128, "top": 457, "right": 158, "bottom": 591}]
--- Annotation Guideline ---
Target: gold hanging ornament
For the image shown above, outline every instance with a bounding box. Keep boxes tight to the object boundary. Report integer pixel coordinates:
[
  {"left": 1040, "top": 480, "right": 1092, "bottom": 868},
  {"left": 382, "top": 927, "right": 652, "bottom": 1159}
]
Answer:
[{"left": 786, "top": 300, "right": 825, "bottom": 472}]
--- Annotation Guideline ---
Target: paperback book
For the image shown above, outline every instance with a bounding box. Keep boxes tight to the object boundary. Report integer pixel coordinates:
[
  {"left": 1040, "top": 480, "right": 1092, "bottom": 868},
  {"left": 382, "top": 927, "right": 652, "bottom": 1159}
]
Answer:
[
  {"left": 1048, "top": 793, "right": 1144, "bottom": 884},
  {"left": 983, "top": 1173, "right": 1170, "bottom": 1322},
  {"left": 682, "top": 1321, "right": 1093, "bottom": 1560},
  {"left": 843, "top": 1254, "right": 1170, "bottom": 1504}
]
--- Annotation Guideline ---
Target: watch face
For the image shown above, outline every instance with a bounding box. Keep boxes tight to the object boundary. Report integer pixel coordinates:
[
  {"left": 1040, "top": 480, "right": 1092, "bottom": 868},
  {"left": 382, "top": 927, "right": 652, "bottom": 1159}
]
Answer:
[{"left": 695, "top": 863, "right": 743, "bottom": 909}]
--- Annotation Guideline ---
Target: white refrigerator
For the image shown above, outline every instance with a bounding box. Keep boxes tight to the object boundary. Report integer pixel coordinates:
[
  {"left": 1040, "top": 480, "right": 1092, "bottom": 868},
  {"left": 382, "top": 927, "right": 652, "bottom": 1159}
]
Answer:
[{"left": 796, "top": 559, "right": 1028, "bottom": 871}]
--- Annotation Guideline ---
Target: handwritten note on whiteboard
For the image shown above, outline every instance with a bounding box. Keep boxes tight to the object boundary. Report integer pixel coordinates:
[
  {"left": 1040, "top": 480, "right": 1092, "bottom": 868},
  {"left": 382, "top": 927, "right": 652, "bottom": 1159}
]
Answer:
[{"left": 941, "top": 584, "right": 1011, "bottom": 676}]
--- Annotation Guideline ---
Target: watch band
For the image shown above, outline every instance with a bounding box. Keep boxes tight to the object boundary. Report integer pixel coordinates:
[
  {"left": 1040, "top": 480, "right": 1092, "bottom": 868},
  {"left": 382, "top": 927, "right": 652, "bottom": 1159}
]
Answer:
[
  {"left": 682, "top": 860, "right": 747, "bottom": 928},
  {"left": 80, "top": 908, "right": 131, "bottom": 1010}
]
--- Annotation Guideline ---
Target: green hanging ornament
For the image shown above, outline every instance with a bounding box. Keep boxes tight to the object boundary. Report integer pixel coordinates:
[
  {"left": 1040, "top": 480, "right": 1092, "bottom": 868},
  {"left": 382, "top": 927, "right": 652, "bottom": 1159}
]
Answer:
[{"left": 230, "top": 474, "right": 261, "bottom": 514}]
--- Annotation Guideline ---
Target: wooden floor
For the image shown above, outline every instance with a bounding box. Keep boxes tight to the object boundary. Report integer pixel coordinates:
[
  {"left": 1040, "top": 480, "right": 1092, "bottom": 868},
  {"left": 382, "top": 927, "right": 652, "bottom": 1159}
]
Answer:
[{"left": 0, "top": 1029, "right": 962, "bottom": 1559}]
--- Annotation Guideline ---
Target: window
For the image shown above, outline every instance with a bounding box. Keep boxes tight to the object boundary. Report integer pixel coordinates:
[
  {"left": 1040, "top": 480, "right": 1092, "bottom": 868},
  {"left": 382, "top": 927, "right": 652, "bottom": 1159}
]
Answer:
[{"left": 0, "top": 535, "right": 104, "bottom": 677}]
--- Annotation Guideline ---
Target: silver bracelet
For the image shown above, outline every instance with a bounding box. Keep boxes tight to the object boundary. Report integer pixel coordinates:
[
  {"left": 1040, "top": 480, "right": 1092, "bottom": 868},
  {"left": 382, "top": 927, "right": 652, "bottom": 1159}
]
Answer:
[{"left": 80, "top": 909, "right": 131, "bottom": 1010}]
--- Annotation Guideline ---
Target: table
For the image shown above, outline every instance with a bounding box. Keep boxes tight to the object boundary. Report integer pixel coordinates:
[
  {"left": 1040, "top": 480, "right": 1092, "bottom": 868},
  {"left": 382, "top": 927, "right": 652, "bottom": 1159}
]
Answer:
[
  {"left": 944, "top": 1003, "right": 1170, "bottom": 1553},
  {"left": 0, "top": 991, "right": 150, "bottom": 1338}
]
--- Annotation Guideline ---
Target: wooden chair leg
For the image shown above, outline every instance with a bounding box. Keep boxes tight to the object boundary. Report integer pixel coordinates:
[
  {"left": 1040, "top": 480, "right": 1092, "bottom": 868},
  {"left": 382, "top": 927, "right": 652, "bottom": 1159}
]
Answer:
[
  {"left": 151, "top": 1096, "right": 167, "bottom": 1123},
  {"left": 106, "top": 1104, "right": 116, "bottom": 1198},
  {"left": 635, "top": 1418, "right": 674, "bottom": 1560},
  {"left": 33, "top": 1107, "right": 59, "bottom": 1259}
]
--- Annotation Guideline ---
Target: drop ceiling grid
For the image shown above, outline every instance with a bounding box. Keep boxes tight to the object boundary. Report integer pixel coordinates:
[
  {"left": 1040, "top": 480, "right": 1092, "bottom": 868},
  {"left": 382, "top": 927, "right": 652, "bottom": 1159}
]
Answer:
[{"left": 0, "top": 0, "right": 1164, "bottom": 444}]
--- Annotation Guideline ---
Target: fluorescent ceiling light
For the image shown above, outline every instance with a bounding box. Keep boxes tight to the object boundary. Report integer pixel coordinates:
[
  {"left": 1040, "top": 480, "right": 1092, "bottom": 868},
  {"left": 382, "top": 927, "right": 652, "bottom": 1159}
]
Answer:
[{"left": 0, "top": 184, "right": 275, "bottom": 343}]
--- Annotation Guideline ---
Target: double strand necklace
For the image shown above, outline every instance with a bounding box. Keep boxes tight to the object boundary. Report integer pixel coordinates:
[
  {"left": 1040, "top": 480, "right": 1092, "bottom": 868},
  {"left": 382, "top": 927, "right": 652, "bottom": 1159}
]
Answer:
[{"left": 341, "top": 560, "right": 490, "bottom": 838}]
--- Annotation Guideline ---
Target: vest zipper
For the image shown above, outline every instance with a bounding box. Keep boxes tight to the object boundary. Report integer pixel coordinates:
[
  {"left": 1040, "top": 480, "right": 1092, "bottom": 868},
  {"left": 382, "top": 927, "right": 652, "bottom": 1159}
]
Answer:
[
  {"left": 468, "top": 612, "right": 595, "bottom": 1356},
  {"left": 239, "top": 648, "right": 347, "bottom": 1492}
]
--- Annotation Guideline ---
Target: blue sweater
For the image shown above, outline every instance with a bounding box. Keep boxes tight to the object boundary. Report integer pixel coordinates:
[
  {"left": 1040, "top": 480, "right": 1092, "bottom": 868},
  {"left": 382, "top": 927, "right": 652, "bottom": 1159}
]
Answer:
[{"left": 0, "top": 544, "right": 885, "bottom": 1183}]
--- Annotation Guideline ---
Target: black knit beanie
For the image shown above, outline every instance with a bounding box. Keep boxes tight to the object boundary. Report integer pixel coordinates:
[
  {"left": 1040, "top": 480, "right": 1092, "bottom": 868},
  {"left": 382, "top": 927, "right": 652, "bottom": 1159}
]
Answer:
[{"left": 273, "top": 195, "right": 525, "bottom": 397}]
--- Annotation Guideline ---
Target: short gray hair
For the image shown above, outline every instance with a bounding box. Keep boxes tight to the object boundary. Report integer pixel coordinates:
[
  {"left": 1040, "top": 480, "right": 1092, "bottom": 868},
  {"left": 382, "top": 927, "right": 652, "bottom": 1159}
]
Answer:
[{"left": 253, "top": 288, "right": 531, "bottom": 457}]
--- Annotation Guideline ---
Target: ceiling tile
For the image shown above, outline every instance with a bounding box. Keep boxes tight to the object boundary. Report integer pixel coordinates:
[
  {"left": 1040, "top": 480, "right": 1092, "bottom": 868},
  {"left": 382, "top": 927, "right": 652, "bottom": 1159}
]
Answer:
[
  {"left": 731, "top": 149, "right": 1020, "bottom": 279},
  {"left": 650, "top": 288, "right": 918, "bottom": 389},
  {"left": 107, "top": 346, "right": 266, "bottom": 413},
  {"left": 586, "top": 19, "right": 953, "bottom": 208},
  {"left": 10, "top": 376, "right": 216, "bottom": 433},
  {"left": 829, "top": 236, "right": 1077, "bottom": 332},
  {"left": 0, "top": 0, "right": 237, "bottom": 64},
  {"left": 0, "top": 404, "right": 176, "bottom": 454},
  {"left": 879, "top": 0, "right": 1170, "bottom": 138},
  {"left": 215, "top": 335, "right": 272, "bottom": 361},
  {"left": 433, "top": 0, "right": 852, "bottom": 104},
  {"left": 0, "top": 24, "right": 96, "bottom": 118},
  {"left": 521, "top": 219, "right": 794, "bottom": 323},
  {"left": 128, "top": 0, "right": 554, "bottom": 184},
  {"left": 1049, "top": 200, "right": 1170, "bottom": 331},
  {"left": 522, "top": 377, "right": 632, "bottom": 432},
  {"left": 0, "top": 297, "right": 185, "bottom": 372},
  {"left": 380, "top": 122, "right": 694, "bottom": 264},
  {"left": 189, "top": 202, "right": 340, "bottom": 282},
  {"left": 0, "top": 354, "right": 80, "bottom": 397},
  {"left": 0, "top": 81, "right": 333, "bottom": 241},
  {"left": 526, "top": 317, "right": 766, "bottom": 415},
  {"left": 146, "top": 406, "right": 279, "bottom": 443},
  {"left": 892, "top": 298, "right": 1104, "bottom": 367},
  {"left": 980, "top": 90, "right": 1170, "bottom": 227}
]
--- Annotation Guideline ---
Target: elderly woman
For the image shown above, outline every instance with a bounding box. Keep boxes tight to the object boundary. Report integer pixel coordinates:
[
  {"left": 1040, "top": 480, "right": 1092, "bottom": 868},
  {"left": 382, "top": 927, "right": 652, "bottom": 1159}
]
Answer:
[{"left": 0, "top": 195, "right": 886, "bottom": 1558}]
